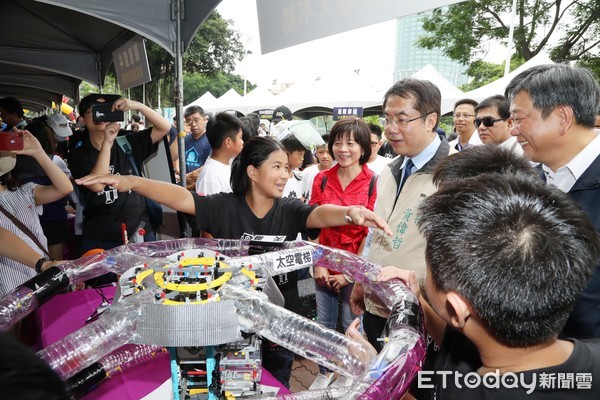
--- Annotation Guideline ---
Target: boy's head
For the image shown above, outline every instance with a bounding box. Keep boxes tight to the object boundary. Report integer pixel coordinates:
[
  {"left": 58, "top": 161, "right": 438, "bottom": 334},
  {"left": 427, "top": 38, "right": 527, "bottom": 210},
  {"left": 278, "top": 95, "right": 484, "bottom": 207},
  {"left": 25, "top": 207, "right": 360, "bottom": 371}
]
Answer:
[
  {"left": 419, "top": 173, "right": 600, "bottom": 347},
  {"left": 432, "top": 145, "right": 538, "bottom": 190},
  {"left": 281, "top": 135, "right": 307, "bottom": 170},
  {"left": 205, "top": 112, "right": 244, "bottom": 157},
  {"left": 314, "top": 134, "right": 333, "bottom": 169},
  {"left": 0, "top": 97, "right": 24, "bottom": 125}
]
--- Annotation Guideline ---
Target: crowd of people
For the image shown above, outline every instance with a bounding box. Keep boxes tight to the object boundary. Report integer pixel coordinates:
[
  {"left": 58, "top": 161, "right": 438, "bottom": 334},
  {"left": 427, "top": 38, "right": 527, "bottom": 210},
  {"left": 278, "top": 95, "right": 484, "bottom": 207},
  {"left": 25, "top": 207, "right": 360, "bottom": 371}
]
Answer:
[{"left": 1, "top": 62, "right": 600, "bottom": 398}]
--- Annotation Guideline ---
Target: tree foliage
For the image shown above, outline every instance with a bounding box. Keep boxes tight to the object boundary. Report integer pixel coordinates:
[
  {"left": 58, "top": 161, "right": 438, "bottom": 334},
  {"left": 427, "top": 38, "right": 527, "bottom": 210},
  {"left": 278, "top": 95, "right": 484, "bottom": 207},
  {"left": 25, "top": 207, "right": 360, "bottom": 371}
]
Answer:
[
  {"left": 126, "top": 11, "right": 245, "bottom": 108},
  {"left": 418, "top": 0, "right": 600, "bottom": 65},
  {"left": 460, "top": 57, "right": 525, "bottom": 91},
  {"left": 183, "top": 72, "right": 255, "bottom": 104}
]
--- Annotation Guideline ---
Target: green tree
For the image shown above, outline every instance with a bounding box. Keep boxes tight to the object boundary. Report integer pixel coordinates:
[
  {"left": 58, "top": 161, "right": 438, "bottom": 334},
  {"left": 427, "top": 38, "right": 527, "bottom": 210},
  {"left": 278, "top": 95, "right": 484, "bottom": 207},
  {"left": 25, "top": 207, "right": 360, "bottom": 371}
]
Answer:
[
  {"left": 126, "top": 10, "right": 245, "bottom": 108},
  {"left": 459, "top": 57, "right": 525, "bottom": 91},
  {"left": 418, "top": 0, "right": 600, "bottom": 65},
  {"left": 183, "top": 72, "right": 255, "bottom": 104}
]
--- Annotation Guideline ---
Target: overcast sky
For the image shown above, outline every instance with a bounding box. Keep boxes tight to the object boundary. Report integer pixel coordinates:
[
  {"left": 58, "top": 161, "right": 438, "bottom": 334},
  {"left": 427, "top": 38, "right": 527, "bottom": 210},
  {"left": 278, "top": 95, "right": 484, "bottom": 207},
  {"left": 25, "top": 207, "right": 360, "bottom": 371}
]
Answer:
[{"left": 216, "top": 0, "right": 397, "bottom": 92}]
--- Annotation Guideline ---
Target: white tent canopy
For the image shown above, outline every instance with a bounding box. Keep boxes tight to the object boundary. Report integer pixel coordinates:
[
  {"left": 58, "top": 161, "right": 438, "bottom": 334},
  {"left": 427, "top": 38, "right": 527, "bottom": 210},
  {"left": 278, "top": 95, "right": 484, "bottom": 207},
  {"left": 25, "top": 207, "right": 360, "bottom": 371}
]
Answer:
[
  {"left": 411, "top": 64, "right": 466, "bottom": 114},
  {"left": 185, "top": 91, "right": 217, "bottom": 110},
  {"left": 200, "top": 73, "right": 384, "bottom": 116},
  {"left": 275, "top": 73, "right": 383, "bottom": 113},
  {"left": 464, "top": 53, "right": 554, "bottom": 102},
  {"left": 206, "top": 88, "right": 244, "bottom": 112}
]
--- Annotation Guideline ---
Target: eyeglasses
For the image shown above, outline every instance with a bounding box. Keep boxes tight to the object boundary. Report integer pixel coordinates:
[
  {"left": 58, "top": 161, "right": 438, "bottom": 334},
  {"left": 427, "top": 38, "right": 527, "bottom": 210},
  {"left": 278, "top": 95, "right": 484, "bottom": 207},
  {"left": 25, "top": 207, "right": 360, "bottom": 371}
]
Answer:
[
  {"left": 370, "top": 141, "right": 380, "bottom": 147},
  {"left": 185, "top": 118, "right": 205, "bottom": 125},
  {"left": 453, "top": 113, "right": 476, "bottom": 119},
  {"left": 383, "top": 113, "right": 430, "bottom": 129},
  {"left": 474, "top": 117, "right": 507, "bottom": 128}
]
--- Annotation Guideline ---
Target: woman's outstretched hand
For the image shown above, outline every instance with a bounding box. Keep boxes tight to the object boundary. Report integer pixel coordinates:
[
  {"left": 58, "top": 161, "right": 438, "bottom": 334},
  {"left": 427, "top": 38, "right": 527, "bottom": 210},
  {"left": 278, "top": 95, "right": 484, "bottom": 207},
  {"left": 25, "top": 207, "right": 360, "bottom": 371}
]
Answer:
[{"left": 347, "top": 206, "right": 392, "bottom": 236}]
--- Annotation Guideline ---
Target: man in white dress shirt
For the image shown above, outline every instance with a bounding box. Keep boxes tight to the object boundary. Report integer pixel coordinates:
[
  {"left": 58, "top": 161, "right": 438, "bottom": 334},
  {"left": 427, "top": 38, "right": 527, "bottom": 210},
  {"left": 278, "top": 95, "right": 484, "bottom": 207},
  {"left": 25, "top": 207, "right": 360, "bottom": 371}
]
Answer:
[{"left": 449, "top": 98, "right": 482, "bottom": 151}]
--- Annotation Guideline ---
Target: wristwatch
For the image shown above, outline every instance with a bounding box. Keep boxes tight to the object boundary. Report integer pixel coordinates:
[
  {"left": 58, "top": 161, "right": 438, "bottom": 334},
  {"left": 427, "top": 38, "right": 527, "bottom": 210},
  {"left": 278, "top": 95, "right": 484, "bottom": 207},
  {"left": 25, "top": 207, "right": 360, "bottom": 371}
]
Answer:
[
  {"left": 35, "top": 257, "right": 50, "bottom": 274},
  {"left": 344, "top": 207, "right": 354, "bottom": 224}
]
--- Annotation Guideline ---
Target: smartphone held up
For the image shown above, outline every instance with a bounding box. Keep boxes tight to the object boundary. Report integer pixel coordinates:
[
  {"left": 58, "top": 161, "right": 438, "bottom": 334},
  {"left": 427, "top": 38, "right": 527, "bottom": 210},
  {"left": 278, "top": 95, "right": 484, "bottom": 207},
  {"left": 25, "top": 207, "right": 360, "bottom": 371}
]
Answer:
[
  {"left": 0, "top": 131, "right": 24, "bottom": 151},
  {"left": 92, "top": 103, "right": 125, "bottom": 123}
]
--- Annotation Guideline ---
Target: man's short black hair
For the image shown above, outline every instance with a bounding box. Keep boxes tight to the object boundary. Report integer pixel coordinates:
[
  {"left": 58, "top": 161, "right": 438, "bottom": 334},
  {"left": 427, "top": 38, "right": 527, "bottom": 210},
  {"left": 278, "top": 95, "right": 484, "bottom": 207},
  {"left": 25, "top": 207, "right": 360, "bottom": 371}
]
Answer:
[
  {"left": 505, "top": 64, "right": 600, "bottom": 128},
  {"left": 419, "top": 173, "right": 600, "bottom": 347},
  {"left": 433, "top": 145, "right": 538, "bottom": 188},
  {"left": 453, "top": 98, "right": 478, "bottom": 111},
  {"left": 368, "top": 123, "right": 383, "bottom": 140},
  {"left": 474, "top": 94, "right": 510, "bottom": 119},
  {"left": 184, "top": 105, "right": 205, "bottom": 119},
  {"left": 206, "top": 112, "right": 244, "bottom": 150},
  {"left": 383, "top": 78, "right": 441, "bottom": 131},
  {"left": 0, "top": 333, "right": 70, "bottom": 399},
  {"left": 0, "top": 97, "right": 24, "bottom": 118}
]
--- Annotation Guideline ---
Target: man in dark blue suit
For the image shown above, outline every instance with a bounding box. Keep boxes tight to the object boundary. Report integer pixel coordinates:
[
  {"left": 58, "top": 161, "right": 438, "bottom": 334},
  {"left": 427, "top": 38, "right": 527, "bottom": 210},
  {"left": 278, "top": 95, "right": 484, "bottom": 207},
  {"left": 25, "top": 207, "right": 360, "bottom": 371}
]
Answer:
[{"left": 506, "top": 63, "right": 600, "bottom": 338}]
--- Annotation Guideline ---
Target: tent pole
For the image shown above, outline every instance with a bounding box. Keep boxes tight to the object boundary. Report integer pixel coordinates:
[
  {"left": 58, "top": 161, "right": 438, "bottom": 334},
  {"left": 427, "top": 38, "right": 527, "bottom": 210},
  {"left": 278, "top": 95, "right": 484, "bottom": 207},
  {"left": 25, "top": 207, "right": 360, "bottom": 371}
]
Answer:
[
  {"left": 504, "top": 0, "right": 518, "bottom": 77},
  {"left": 173, "top": 0, "right": 186, "bottom": 188}
]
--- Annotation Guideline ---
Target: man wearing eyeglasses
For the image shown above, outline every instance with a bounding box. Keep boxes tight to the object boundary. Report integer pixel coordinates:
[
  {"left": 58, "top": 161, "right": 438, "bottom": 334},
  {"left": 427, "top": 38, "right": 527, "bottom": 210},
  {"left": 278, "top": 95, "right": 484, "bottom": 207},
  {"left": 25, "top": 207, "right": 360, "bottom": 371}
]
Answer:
[
  {"left": 506, "top": 64, "right": 600, "bottom": 339},
  {"left": 350, "top": 78, "right": 454, "bottom": 351},
  {"left": 474, "top": 95, "right": 522, "bottom": 155},
  {"left": 366, "top": 123, "right": 391, "bottom": 175},
  {"left": 449, "top": 98, "right": 482, "bottom": 151}
]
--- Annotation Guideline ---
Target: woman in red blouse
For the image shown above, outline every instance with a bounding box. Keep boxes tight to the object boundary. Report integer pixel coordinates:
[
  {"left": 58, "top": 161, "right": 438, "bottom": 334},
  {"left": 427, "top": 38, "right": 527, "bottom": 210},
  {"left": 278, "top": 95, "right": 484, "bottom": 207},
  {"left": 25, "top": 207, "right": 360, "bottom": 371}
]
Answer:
[{"left": 310, "top": 118, "right": 377, "bottom": 373}]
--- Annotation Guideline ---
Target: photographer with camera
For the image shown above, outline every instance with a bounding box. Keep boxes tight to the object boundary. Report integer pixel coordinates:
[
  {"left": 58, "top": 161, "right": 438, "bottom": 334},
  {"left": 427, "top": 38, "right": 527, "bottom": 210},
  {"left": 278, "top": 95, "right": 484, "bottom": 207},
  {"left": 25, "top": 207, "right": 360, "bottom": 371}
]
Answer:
[{"left": 68, "top": 95, "right": 170, "bottom": 267}]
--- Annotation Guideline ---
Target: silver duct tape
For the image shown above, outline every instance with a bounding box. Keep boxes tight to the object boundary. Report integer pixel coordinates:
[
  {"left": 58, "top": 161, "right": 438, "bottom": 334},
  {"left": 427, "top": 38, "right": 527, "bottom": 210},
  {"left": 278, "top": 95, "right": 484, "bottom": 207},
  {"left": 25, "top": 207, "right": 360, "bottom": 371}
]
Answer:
[{"left": 134, "top": 300, "right": 242, "bottom": 346}]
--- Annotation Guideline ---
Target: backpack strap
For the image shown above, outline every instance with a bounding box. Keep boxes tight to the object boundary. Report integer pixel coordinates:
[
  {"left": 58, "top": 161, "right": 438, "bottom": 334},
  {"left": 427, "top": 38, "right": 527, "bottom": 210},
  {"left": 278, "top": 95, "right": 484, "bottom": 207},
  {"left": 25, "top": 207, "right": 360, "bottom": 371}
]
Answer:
[
  {"left": 368, "top": 174, "right": 377, "bottom": 198},
  {"left": 0, "top": 204, "right": 52, "bottom": 259},
  {"left": 320, "top": 173, "right": 377, "bottom": 199},
  {"left": 115, "top": 136, "right": 141, "bottom": 177}
]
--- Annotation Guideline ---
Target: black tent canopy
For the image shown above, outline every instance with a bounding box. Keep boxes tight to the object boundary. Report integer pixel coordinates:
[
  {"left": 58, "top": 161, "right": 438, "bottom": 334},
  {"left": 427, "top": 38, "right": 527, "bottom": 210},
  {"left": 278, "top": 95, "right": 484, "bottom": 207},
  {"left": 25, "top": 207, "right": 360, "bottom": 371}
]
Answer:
[{"left": 0, "top": 0, "right": 221, "bottom": 110}]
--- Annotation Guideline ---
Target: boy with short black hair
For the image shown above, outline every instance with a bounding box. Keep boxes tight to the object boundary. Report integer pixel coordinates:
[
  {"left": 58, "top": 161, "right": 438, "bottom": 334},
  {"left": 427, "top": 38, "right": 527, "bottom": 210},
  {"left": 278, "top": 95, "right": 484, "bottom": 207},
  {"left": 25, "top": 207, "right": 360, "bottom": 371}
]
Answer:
[
  {"left": 373, "top": 170, "right": 600, "bottom": 398},
  {"left": 195, "top": 112, "right": 244, "bottom": 195},
  {"left": 280, "top": 135, "right": 308, "bottom": 200}
]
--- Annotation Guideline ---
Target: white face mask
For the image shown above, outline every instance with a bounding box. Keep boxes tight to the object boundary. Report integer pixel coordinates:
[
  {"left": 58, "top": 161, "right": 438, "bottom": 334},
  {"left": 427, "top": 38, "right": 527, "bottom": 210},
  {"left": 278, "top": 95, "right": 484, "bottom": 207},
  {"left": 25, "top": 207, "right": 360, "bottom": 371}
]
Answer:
[{"left": 0, "top": 154, "right": 17, "bottom": 176}]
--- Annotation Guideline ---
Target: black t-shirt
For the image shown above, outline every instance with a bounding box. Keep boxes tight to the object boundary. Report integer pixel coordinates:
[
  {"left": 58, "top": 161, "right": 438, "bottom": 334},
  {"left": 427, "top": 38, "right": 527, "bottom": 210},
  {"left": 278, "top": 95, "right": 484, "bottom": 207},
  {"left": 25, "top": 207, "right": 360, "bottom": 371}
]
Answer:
[
  {"left": 378, "top": 141, "right": 398, "bottom": 159},
  {"left": 68, "top": 128, "right": 157, "bottom": 242},
  {"left": 421, "top": 328, "right": 600, "bottom": 399},
  {"left": 192, "top": 192, "right": 319, "bottom": 313}
]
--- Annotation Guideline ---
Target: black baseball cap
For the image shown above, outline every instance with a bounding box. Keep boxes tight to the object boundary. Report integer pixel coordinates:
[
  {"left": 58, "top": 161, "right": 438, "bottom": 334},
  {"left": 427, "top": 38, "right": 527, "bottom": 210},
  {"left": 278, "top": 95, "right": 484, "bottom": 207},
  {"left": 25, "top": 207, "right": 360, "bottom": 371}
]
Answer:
[{"left": 272, "top": 105, "right": 292, "bottom": 122}]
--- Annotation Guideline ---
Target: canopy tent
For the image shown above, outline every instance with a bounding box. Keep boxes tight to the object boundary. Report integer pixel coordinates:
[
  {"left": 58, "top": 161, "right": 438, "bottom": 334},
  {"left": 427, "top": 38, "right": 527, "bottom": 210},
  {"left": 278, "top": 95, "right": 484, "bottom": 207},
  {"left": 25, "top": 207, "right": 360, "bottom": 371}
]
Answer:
[
  {"left": 0, "top": 0, "right": 220, "bottom": 111},
  {"left": 202, "top": 73, "right": 384, "bottom": 119},
  {"left": 185, "top": 91, "right": 217, "bottom": 110},
  {"left": 257, "top": 0, "right": 465, "bottom": 54},
  {"left": 0, "top": 62, "right": 81, "bottom": 112},
  {"left": 464, "top": 53, "right": 554, "bottom": 102},
  {"left": 240, "top": 86, "right": 277, "bottom": 114},
  {"left": 208, "top": 88, "right": 244, "bottom": 112},
  {"left": 202, "top": 86, "right": 279, "bottom": 115},
  {"left": 411, "top": 64, "right": 466, "bottom": 115},
  {"left": 276, "top": 73, "right": 383, "bottom": 113}
]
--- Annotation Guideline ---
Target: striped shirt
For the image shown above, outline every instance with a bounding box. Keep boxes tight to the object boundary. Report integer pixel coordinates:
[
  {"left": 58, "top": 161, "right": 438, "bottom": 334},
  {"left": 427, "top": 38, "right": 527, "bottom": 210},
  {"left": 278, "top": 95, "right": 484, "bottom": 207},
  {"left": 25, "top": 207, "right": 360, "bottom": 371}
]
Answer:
[{"left": 0, "top": 182, "right": 46, "bottom": 297}]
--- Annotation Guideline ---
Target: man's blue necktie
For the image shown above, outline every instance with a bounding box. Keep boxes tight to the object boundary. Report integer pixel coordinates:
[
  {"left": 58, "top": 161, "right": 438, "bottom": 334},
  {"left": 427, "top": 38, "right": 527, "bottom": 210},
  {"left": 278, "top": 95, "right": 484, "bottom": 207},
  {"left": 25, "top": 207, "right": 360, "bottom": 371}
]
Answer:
[{"left": 397, "top": 159, "right": 415, "bottom": 196}]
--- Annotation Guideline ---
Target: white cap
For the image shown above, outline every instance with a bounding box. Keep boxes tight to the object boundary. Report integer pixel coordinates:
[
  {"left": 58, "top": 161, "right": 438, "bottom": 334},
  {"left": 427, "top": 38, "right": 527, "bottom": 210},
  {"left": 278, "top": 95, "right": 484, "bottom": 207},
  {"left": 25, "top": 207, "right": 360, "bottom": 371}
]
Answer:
[{"left": 46, "top": 113, "right": 72, "bottom": 137}]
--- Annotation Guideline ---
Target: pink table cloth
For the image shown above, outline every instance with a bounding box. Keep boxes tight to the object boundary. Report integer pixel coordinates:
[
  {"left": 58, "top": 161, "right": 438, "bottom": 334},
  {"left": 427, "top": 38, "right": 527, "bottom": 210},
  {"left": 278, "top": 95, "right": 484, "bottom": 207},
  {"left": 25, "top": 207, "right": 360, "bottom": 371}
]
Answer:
[{"left": 36, "top": 287, "right": 290, "bottom": 399}]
